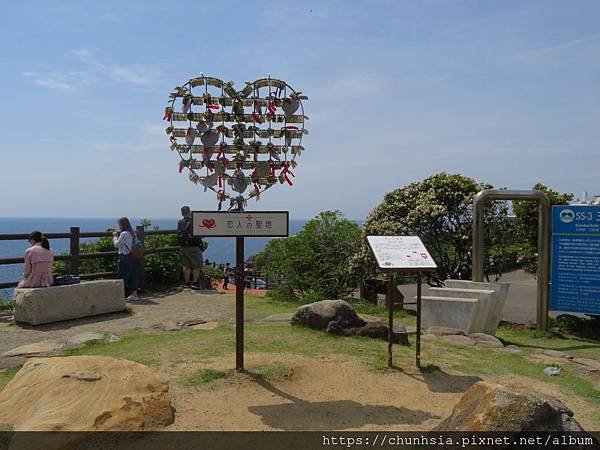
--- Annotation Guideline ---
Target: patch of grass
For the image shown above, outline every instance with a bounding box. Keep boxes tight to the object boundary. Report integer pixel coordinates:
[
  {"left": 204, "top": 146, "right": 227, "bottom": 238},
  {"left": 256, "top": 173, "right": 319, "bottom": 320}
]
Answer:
[
  {"left": 448, "top": 344, "right": 600, "bottom": 403},
  {"left": 181, "top": 368, "right": 231, "bottom": 387},
  {"left": 496, "top": 323, "right": 600, "bottom": 359},
  {"left": 124, "top": 305, "right": 134, "bottom": 315},
  {"left": 0, "top": 366, "right": 22, "bottom": 390},
  {"left": 248, "top": 362, "right": 294, "bottom": 381},
  {"left": 244, "top": 295, "right": 296, "bottom": 320},
  {"left": 0, "top": 300, "right": 12, "bottom": 311}
]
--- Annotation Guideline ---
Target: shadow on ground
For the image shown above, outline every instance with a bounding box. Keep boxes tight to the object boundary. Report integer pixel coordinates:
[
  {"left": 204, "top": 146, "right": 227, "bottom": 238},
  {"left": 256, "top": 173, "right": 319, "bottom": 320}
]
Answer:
[
  {"left": 246, "top": 372, "right": 440, "bottom": 430},
  {"left": 386, "top": 365, "right": 481, "bottom": 394}
]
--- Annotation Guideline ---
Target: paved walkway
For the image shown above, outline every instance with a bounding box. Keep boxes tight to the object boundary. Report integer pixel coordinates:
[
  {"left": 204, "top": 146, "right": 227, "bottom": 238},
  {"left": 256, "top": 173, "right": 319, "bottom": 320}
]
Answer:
[{"left": 0, "top": 288, "right": 239, "bottom": 354}]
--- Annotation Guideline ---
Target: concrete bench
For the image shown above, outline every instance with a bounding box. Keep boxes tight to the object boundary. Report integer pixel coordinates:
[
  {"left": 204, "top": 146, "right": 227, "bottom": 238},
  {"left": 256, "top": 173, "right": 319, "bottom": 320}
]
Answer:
[
  {"left": 13, "top": 280, "right": 126, "bottom": 325},
  {"left": 419, "top": 280, "right": 510, "bottom": 335}
]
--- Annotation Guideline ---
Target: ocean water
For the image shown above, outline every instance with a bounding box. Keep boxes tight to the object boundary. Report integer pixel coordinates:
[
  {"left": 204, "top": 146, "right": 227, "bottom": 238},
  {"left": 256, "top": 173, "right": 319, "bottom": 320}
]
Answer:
[{"left": 0, "top": 217, "right": 307, "bottom": 297}]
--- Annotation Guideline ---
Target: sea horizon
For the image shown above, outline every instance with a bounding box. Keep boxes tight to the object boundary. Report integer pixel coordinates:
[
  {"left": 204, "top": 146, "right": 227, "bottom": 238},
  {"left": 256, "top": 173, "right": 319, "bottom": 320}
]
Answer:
[{"left": 0, "top": 217, "right": 315, "bottom": 294}]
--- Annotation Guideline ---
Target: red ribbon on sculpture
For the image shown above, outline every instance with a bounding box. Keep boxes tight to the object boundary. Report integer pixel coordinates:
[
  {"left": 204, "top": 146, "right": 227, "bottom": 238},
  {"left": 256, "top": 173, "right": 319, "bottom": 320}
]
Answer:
[
  {"left": 280, "top": 162, "right": 294, "bottom": 186},
  {"left": 163, "top": 107, "right": 173, "bottom": 121},
  {"left": 252, "top": 112, "right": 264, "bottom": 124},
  {"left": 178, "top": 161, "right": 185, "bottom": 173},
  {"left": 207, "top": 104, "right": 220, "bottom": 110}
]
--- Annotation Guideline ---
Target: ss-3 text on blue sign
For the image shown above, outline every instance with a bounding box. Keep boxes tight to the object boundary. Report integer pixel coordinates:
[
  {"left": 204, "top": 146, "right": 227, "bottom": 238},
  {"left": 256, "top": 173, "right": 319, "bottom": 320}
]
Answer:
[{"left": 551, "top": 205, "right": 600, "bottom": 314}]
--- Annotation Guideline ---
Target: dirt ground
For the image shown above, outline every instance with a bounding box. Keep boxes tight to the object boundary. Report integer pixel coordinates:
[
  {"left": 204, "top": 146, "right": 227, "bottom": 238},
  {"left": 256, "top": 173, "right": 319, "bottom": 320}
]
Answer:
[
  {"left": 160, "top": 352, "right": 596, "bottom": 432},
  {"left": 163, "top": 352, "right": 471, "bottom": 431}
]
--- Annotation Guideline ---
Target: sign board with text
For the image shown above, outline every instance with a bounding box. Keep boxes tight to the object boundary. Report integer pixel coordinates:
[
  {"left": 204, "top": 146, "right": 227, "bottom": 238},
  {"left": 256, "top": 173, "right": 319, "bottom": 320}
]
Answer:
[
  {"left": 367, "top": 236, "right": 437, "bottom": 271},
  {"left": 551, "top": 205, "right": 600, "bottom": 314},
  {"left": 192, "top": 211, "right": 289, "bottom": 237}
]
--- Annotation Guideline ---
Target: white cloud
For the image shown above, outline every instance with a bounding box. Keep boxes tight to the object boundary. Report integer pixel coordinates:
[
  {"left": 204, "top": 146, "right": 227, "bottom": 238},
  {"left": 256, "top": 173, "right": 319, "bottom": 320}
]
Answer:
[
  {"left": 141, "top": 124, "right": 166, "bottom": 136},
  {"left": 535, "top": 33, "right": 600, "bottom": 53},
  {"left": 23, "top": 48, "right": 160, "bottom": 91},
  {"left": 33, "top": 77, "right": 74, "bottom": 91},
  {"left": 109, "top": 66, "right": 153, "bottom": 85}
]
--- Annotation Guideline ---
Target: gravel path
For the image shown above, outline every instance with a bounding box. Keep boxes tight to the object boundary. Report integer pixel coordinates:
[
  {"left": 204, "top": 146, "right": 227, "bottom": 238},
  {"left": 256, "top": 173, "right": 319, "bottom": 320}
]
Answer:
[{"left": 0, "top": 289, "right": 239, "bottom": 354}]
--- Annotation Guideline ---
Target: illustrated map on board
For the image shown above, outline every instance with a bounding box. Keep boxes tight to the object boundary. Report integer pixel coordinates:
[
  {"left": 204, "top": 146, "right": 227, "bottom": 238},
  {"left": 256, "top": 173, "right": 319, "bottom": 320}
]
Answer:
[{"left": 367, "top": 236, "right": 438, "bottom": 270}]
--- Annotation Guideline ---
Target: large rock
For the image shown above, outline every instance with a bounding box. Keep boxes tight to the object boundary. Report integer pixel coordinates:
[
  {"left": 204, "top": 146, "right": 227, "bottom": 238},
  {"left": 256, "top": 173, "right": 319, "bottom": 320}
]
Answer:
[
  {"left": 0, "top": 356, "right": 174, "bottom": 431},
  {"left": 434, "top": 381, "right": 584, "bottom": 431},
  {"left": 291, "top": 300, "right": 366, "bottom": 330},
  {"left": 13, "top": 280, "right": 126, "bottom": 325},
  {"left": 325, "top": 320, "right": 409, "bottom": 345}
]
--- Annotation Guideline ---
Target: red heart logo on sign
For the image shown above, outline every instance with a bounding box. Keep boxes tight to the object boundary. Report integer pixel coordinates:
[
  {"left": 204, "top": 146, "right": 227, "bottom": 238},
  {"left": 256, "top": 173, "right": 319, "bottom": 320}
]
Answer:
[{"left": 201, "top": 219, "right": 216, "bottom": 229}]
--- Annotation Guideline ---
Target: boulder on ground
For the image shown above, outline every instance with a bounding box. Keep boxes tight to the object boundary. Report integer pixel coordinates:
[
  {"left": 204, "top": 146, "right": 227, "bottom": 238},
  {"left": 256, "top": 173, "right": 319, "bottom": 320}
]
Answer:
[
  {"left": 291, "top": 300, "right": 366, "bottom": 330},
  {"left": 426, "top": 326, "right": 465, "bottom": 336},
  {"left": 0, "top": 356, "right": 174, "bottom": 431},
  {"left": 433, "top": 381, "right": 584, "bottom": 431},
  {"left": 292, "top": 300, "right": 410, "bottom": 344},
  {"left": 325, "top": 320, "right": 409, "bottom": 345},
  {"left": 468, "top": 333, "right": 504, "bottom": 348}
]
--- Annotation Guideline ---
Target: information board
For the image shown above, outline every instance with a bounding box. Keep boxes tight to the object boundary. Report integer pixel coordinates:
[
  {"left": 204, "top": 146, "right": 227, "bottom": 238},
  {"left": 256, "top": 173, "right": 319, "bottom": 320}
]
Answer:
[
  {"left": 367, "top": 236, "right": 437, "bottom": 271},
  {"left": 551, "top": 205, "right": 600, "bottom": 314},
  {"left": 192, "top": 211, "right": 288, "bottom": 237}
]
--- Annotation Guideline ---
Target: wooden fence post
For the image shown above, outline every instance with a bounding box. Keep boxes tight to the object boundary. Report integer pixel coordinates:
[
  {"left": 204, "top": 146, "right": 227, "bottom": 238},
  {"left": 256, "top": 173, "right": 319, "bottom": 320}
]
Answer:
[
  {"left": 136, "top": 225, "right": 145, "bottom": 292},
  {"left": 69, "top": 227, "right": 80, "bottom": 275}
]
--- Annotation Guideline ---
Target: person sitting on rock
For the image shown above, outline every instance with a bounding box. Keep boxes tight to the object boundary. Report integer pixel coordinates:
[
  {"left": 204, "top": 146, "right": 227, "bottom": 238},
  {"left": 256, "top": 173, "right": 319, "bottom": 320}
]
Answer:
[{"left": 17, "top": 231, "right": 54, "bottom": 288}]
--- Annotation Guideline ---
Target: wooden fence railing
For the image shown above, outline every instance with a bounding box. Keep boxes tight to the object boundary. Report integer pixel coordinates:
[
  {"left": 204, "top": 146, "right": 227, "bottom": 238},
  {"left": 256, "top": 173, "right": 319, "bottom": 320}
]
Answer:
[{"left": 0, "top": 227, "right": 273, "bottom": 290}]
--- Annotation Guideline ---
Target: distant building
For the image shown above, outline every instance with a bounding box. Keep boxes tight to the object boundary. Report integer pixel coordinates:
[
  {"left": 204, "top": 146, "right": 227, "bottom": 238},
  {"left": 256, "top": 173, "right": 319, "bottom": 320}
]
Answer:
[{"left": 573, "top": 191, "right": 600, "bottom": 205}]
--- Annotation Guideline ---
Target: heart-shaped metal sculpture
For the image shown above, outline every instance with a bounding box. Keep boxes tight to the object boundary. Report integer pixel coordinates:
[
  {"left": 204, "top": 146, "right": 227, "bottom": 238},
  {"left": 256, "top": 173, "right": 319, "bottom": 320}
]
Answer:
[{"left": 164, "top": 75, "right": 308, "bottom": 211}]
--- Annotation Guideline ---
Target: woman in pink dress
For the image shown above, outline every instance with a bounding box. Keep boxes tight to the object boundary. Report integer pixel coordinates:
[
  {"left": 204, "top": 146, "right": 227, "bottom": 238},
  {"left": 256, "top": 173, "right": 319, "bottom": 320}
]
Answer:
[{"left": 17, "top": 231, "right": 54, "bottom": 288}]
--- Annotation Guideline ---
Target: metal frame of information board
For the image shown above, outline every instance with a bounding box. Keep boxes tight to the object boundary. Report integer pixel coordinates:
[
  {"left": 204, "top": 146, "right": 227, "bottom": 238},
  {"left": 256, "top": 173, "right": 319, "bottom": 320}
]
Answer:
[
  {"left": 367, "top": 238, "right": 437, "bottom": 369},
  {"left": 192, "top": 210, "right": 289, "bottom": 371},
  {"left": 472, "top": 189, "right": 551, "bottom": 331}
]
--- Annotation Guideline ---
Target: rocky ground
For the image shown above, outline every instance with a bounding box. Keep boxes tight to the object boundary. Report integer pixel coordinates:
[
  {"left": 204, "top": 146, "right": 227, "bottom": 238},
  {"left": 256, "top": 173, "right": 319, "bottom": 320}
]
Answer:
[{"left": 0, "top": 288, "right": 234, "bottom": 354}]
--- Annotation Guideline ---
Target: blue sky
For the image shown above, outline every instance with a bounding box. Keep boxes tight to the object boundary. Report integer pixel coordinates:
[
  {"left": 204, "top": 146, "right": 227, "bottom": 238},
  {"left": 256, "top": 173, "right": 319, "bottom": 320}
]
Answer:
[{"left": 1, "top": 1, "right": 599, "bottom": 220}]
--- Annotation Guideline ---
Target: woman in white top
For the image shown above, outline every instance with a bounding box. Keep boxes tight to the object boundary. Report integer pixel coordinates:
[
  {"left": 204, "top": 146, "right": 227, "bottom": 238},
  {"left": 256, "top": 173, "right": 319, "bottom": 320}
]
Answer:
[{"left": 112, "top": 217, "right": 139, "bottom": 300}]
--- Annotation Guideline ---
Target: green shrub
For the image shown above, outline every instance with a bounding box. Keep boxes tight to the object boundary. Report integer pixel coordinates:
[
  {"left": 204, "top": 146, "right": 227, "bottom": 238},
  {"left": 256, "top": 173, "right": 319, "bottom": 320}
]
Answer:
[
  {"left": 255, "top": 211, "right": 362, "bottom": 299},
  {"left": 53, "top": 221, "right": 207, "bottom": 286}
]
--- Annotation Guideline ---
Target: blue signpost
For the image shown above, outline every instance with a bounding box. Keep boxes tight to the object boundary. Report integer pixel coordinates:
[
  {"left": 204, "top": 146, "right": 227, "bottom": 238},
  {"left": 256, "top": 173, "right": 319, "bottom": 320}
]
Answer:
[{"left": 551, "top": 205, "right": 600, "bottom": 314}]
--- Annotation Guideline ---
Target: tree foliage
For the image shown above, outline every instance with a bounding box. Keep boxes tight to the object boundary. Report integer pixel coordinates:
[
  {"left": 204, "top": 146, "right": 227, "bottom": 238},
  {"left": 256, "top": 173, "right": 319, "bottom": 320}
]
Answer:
[
  {"left": 254, "top": 210, "right": 362, "bottom": 299},
  {"left": 513, "top": 183, "right": 573, "bottom": 274},
  {"left": 350, "top": 173, "right": 517, "bottom": 284}
]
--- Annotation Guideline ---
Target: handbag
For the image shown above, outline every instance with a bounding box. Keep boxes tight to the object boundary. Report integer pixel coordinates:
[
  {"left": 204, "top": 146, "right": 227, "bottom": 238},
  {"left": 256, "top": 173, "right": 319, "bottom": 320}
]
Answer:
[{"left": 53, "top": 275, "right": 80, "bottom": 286}]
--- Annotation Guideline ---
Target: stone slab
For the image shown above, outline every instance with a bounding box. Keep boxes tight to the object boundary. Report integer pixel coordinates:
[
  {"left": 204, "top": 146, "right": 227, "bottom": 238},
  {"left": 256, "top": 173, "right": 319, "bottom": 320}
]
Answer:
[
  {"left": 65, "top": 332, "right": 105, "bottom": 348},
  {"left": 2, "top": 340, "right": 65, "bottom": 357},
  {"left": 263, "top": 313, "right": 294, "bottom": 323},
  {"left": 571, "top": 357, "right": 600, "bottom": 372},
  {"left": 442, "top": 335, "right": 476, "bottom": 346},
  {"left": 13, "top": 280, "right": 126, "bottom": 326},
  {"left": 191, "top": 321, "right": 219, "bottom": 330}
]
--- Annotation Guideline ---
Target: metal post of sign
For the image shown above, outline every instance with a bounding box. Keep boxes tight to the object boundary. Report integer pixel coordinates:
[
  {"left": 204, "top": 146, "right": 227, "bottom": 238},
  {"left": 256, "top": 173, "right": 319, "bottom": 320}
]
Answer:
[
  {"left": 192, "top": 211, "right": 289, "bottom": 371},
  {"left": 386, "top": 276, "right": 394, "bottom": 368},
  {"left": 416, "top": 272, "right": 422, "bottom": 369},
  {"left": 236, "top": 236, "right": 245, "bottom": 371}
]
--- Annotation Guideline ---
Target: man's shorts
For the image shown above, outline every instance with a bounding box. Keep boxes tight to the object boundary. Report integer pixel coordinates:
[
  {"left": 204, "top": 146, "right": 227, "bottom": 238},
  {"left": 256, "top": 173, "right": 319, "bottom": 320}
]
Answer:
[{"left": 181, "top": 247, "right": 203, "bottom": 270}]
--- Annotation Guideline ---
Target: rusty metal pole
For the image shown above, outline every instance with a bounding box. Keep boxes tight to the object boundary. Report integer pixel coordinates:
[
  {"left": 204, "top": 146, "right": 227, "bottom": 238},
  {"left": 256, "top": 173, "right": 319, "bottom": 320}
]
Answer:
[
  {"left": 136, "top": 226, "right": 145, "bottom": 292},
  {"left": 387, "top": 276, "right": 393, "bottom": 368},
  {"left": 236, "top": 236, "right": 245, "bottom": 371},
  {"left": 416, "top": 272, "right": 422, "bottom": 368},
  {"left": 69, "top": 227, "right": 80, "bottom": 275}
]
